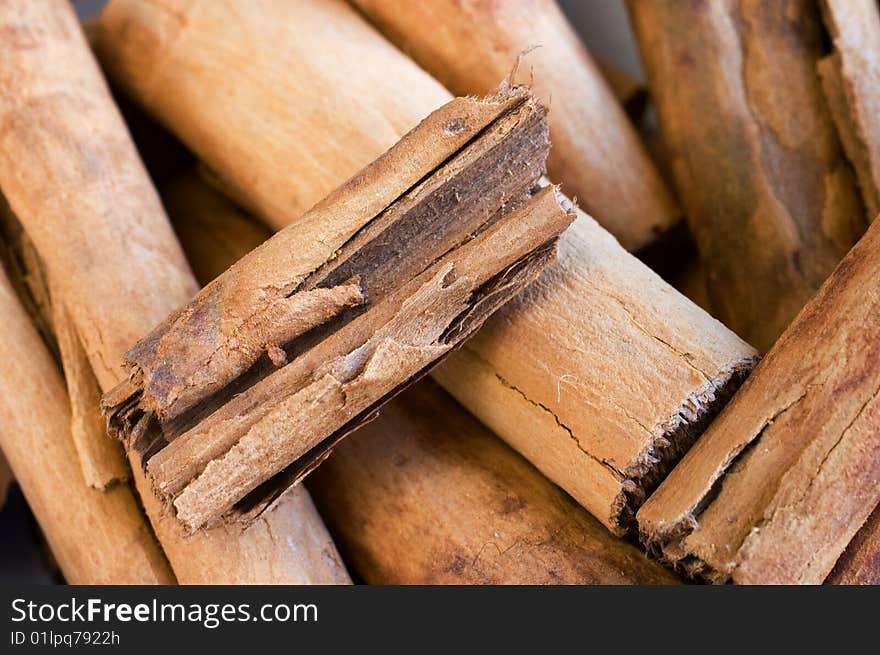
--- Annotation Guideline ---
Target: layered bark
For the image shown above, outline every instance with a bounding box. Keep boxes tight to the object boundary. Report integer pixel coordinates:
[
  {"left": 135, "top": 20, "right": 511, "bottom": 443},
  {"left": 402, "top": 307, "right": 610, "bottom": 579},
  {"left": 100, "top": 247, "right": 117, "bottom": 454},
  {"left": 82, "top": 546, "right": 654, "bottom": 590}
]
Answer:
[
  {"left": 352, "top": 0, "right": 677, "bottom": 252},
  {"left": 0, "top": 265, "right": 172, "bottom": 584},
  {"left": 818, "top": 0, "right": 880, "bottom": 221},
  {"left": 638, "top": 215, "right": 880, "bottom": 584},
  {"left": 629, "top": 0, "right": 866, "bottom": 351},
  {"left": 165, "top": 174, "right": 679, "bottom": 584},
  {"left": 106, "top": 90, "right": 572, "bottom": 531},
  {"left": 95, "top": 0, "right": 757, "bottom": 536},
  {"left": 0, "top": 0, "right": 347, "bottom": 584}
]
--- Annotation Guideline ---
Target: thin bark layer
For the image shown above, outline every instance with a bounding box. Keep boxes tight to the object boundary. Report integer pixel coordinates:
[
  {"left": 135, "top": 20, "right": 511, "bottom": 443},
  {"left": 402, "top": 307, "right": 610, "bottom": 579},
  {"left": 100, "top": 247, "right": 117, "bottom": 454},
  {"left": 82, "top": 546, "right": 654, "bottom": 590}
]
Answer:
[
  {"left": 638, "top": 216, "right": 880, "bottom": 585},
  {"left": 165, "top": 174, "right": 679, "bottom": 585},
  {"left": 352, "top": 0, "right": 678, "bottom": 252},
  {"left": 96, "top": 0, "right": 757, "bottom": 538},
  {"left": 0, "top": 0, "right": 348, "bottom": 584},
  {"left": 105, "top": 90, "right": 572, "bottom": 531},
  {"left": 629, "top": 0, "right": 866, "bottom": 352},
  {"left": 53, "top": 295, "right": 129, "bottom": 490},
  {"left": 818, "top": 0, "right": 880, "bottom": 221}
]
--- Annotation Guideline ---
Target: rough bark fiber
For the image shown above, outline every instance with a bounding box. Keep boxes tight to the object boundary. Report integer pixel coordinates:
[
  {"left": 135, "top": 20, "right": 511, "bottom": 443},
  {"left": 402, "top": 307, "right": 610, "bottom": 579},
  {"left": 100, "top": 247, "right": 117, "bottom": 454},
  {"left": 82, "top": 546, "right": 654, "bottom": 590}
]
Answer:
[
  {"left": 638, "top": 215, "right": 880, "bottom": 584},
  {"left": 629, "top": 0, "right": 866, "bottom": 352},
  {"left": 105, "top": 90, "right": 572, "bottom": 531}
]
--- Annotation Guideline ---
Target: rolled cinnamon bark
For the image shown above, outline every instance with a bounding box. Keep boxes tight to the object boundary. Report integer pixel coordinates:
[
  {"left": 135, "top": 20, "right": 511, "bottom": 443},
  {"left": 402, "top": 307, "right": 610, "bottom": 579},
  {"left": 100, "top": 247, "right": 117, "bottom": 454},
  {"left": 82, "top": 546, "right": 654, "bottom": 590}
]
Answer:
[
  {"left": 638, "top": 215, "right": 880, "bottom": 585},
  {"left": 106, "top": 90, "right": 572, "bottom": 531},
  {"left": 628, "top": 0, "right": 866, "bottom": 352},
  {"left": 818, "top": 0, "right": 880, "bottom": 222},
  {"left": 95, "top": 0, "right": 757, "bottom": 536},
  {"left": 351, "top": 0, "right": 677, "bottom": 252},
  {"left": 94, "top": 0, "right": 449, "bottom": 231},
  {"left": 163, "top": 179, "right": 677, "bottom": 584},
  {"left": 0, "top": 0, "right": 348, "bottom": 584},
  {"left": 0, "top": 265, "right": 172, "bottom": 584}
]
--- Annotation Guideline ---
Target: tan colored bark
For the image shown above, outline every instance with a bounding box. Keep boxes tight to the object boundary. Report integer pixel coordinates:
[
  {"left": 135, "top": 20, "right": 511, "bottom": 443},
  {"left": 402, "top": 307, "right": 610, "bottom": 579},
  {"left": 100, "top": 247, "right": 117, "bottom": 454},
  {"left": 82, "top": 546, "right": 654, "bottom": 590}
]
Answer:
[
  {"left": 0, "top": 0, "right": 347, "bottom": 584},
  {"left": 163, "top": 172, "right": 679, "bottom": 584},
  {"left": 95, "top": 0, "right": 757, "bottom": 536},
  {"left": 107, "top": 91, "right": 571, "bottom": 531},
  {"left": 629, "top": 0, "right": 866, "bottom": 352},
  {"left": 94, "top": 0, "right": 449, "bottom": 232},
  {"left": 311, "top": 381, "right": 680, "bottom": 584},
  {"left": 53, "top": 294, "right": 129, "bottom": 490},
  {"left": 0, "top": 265, "right": 172, "bottom": 584},
  {"left": 818, "top": 0, "right": 880, "bottom": 221},
  {"left": 434, "top": 215, "right": 756, "bottom": 535},
  {"left": 639, "top": 215, "right": 880, "bottom": 584},
  {"left": 351, "top": 0, "right": 677, "bottom": 252}
]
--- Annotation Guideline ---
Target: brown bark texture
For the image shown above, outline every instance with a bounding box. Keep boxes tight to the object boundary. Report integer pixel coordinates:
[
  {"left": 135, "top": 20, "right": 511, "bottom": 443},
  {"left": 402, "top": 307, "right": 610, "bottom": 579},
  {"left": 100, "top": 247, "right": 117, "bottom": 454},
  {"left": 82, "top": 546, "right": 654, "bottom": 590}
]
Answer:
[
  {"left": 105, "top": 89, "right": 573, "bottom": 531},
  {"left": 0, "top": 0, "right": 348, "bottom": 585},
  {"left": 638, "top": 215, "right": 880, "bottom": 584},
  {"left": 629, "top": 0, "right": 866, "bottom": 352},
  {"left": 817, "top": 0, "right": 880, "bottom": 222},
  {"left": 95, "top": 0, "right": 757, "bottom": 537},
  {"left": 0, "top": 264, "right": 173, "bottom": 584},
  {"left": 352, "top": 0, "right": 678, "bottom": 252},
  {"left": 165, "top": 174, "right": 680, "bottom": 584},
  {"left": 311, "top": 381, "right": 681, "bottom": 585}
]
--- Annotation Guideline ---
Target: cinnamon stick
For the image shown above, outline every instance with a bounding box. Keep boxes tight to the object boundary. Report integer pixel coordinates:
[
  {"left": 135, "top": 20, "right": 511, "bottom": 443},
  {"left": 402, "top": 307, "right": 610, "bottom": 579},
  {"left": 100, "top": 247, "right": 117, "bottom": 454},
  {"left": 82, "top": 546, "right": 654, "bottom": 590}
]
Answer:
[
  {"left": 0, "top": 264, "right": 173, "bottom": 584},
  {"left": 817, "top": 0, "right": 880, "bottom": 222},
  {"left": 165, "top": 178, "right": 679, "bottom": 585},
  {"left": 0, "top": 0, "right": 348, "bottom": 584},
  {"left": 106, "top": 90, "right": 573, "bottom": 531},
  {"left": 311, "top": 381, "right": 680, "bottom": 585},
  {"left": 351, "top": 0, "right": 677, "bottom": 252},
  {"left": 628, "top": 0, "right": 866, "bottom": 352},
  {"left": 638, "top": 215, "right": 880, "bottom": 585},
  {"left": 95, "top": 0, "right": 757, "bottom": 536}
]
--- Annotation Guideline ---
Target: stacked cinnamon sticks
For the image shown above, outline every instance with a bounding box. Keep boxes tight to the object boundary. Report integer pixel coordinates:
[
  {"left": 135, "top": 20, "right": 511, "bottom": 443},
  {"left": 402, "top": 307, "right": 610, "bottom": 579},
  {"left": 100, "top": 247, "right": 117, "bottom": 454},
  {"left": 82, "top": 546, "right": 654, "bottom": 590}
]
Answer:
[{"left": 1, "top": 0, "right": 878, "bottom": 585}]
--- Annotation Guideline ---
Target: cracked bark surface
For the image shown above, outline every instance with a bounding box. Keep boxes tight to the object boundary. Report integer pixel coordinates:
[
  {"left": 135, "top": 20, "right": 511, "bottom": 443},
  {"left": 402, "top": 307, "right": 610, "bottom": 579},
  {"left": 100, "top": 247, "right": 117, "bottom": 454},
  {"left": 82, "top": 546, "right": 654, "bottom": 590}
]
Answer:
[
  {"left": 629, "top": 0, "right": 866, "bottom": 352},
  {"left": 165, "top": 171, "right": 680, "bottom": 585},
  {"left": 638, "top": 214, "right": 880, "bottom": 584},
  {"left": 0, "top": 0, "right": 348, "bottom": 584},
  {"left": 96, "top": 0, "right": 758, "bottom": 539},
  {"left": 105, "top": 90, "right": 573, "bottom": 531},
  {"left": 817, "top": 0, "right": 880, "bottom": 222},
  {"left": 351, "top": 0, "right": 679, "bottom": 252},
  {"left": 434, "top": 214, "right": 757, "bottom": 535},
  {"left": 309, "top": 380, "right": 680, "bottom": 585}
]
